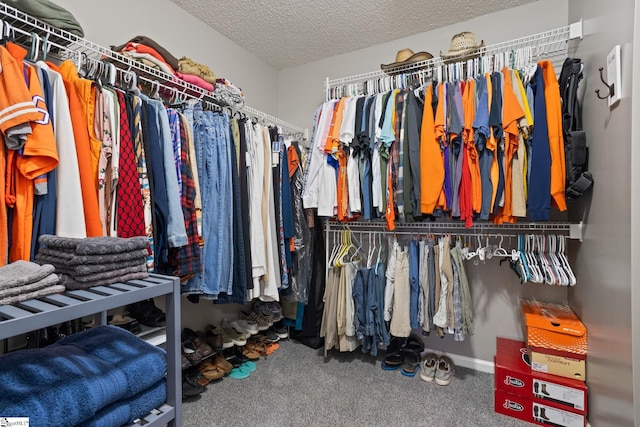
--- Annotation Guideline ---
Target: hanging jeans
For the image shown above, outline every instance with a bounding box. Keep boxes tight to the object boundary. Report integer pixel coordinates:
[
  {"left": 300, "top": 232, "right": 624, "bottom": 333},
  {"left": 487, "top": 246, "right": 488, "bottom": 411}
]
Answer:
[
  {"left": 184, "top": 105, "right": 233, "bottom": 297},
  {"left": 409, "top": 240, "right": 421, "bottom": 330}
]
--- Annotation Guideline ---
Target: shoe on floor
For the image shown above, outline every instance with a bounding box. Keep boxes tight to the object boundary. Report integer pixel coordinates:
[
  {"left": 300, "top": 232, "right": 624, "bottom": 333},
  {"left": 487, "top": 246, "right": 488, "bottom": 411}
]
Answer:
[
  {"left": 241, "top": 310, "right": 272, "bottom": 330},
  {"left": 419, "top": 353, "right": 439, "bottom": 382},
  {"left": 199, "top": 360, "right": 226, "bottom": 381},
  {"left": 271, "top": 322, "right": 289, "bottom": 339},
  {"left": 435, "top": 355, "right": 453, "bottom": 386},
  {"left": 182, "top": 376, "right": 205, "bottom": 397},
  {"left": 401, "top": 350, "right": 421, "bottom": 377},
  {"left": 206, "top": 325, "right": 232, "bottom": 349},
  {"left": 223, "top": 318, "right": 257, "bottom": 337},
  {"left": 228, "top": 367, "right": 251, "bottom": 379}
]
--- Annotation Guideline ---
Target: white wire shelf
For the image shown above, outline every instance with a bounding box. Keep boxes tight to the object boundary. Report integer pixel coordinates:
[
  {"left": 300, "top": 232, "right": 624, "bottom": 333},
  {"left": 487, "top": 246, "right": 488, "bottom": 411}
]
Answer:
[
  {"left": 324, "top": 21, "right": 583, "bottom": 97},
  {"left": 0, "top": 2, "right": 307, "bottom": 137},
  {"left": 325, "top": 220, "right": 583, "bottom": 241}
]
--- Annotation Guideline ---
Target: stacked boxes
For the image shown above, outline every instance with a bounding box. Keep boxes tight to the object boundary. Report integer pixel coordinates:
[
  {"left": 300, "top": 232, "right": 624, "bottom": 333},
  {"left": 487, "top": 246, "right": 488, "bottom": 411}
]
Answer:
[
  {"left": 494, "top": 300, "right": 588, "bottom": 426},
  {"left": 494, "top": 338, "right": 587, "bottom": 426}
]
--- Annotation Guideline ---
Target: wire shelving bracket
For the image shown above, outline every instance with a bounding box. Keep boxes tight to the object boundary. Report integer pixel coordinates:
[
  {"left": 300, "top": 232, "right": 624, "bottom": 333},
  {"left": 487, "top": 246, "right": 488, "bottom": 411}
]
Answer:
[
  {"left": 324, "top": 21, "right": 583, "bottom": 98},
  {"left": 0, "top": 2, "right": 308, "bottom": 138}
]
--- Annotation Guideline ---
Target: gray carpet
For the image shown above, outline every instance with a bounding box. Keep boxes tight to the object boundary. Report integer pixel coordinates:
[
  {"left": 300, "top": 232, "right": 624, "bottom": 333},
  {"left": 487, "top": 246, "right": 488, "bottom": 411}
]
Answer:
[{"left": 183, "top": 339, "right": 534, "bottom": 426}]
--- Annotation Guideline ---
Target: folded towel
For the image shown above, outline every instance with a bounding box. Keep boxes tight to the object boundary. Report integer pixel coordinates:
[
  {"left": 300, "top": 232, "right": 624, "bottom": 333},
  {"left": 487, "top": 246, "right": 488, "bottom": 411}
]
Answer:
[
  {"left": 74, "top": 259, "right": 147, "bottom": 276},
  {"left": 37, "top": 247, "right": 150, "bottom": 265},
  {"left": 0, "top": 272, "right": 59, "bottom": 299},
  {"left": 68, "top": 264, "right": 147, "bottom": 284},
  {"left": 0, "top": 260, "right": 55, "bottom": 290},
  {"left": 59, "top": 271, "right": 149, "bottom": 290},
  {"left": 80, "top": 379, "right": 167, "bottom": 427},
  {"left": 39, "top": 235, "right": 149, "bottom": 255},
  {"left": 0, "top": 344, "right": 130, "bottom": 427},
  {"left": 0, "top": 284, "right": 65, "bottom": 305},
  {"left": 112, "top": 35, "right": 179, "bottom": 70},
  {"left": 53, "top": 326, "right": 167, "bottom": 397}
]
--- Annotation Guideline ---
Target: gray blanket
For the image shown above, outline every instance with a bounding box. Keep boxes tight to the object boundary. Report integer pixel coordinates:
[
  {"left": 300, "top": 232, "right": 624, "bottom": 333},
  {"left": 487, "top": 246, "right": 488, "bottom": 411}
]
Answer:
[
  {"left": 0, "top": 261, "right": 56, "bottom": 290},
  {"left": 38, "top": 235, "right": 149, "bottom": 255},
  {"left": 35, "top": 254, "right": 147, "bottom": 276}
]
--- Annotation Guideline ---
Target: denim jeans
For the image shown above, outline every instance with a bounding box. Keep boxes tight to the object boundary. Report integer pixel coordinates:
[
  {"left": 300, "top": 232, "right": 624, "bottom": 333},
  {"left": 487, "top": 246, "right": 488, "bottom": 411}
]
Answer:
[
  {"left": 409, "top": 240, "right": 420, "bottom": 330},
  {"left": 184, "top": 105, "right": 233, "bottom": 297},
  {"left": 148, "top": 99, "right": 187, "bottom": 248}
]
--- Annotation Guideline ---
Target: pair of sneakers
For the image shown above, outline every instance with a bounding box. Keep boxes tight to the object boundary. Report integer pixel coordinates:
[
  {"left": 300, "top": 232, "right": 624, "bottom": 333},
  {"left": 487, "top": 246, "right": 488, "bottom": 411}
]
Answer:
[{"left": 419, "top": 353, "right": 453, "bottom": 385}]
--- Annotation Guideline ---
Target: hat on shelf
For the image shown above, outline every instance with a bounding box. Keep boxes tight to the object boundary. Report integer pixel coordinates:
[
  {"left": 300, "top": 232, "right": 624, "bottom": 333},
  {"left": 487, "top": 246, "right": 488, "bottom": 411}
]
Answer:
[
  {"left": 381, "top": 48, "right": 433, "bottom": 73},
  {"left": 440, "top": 31, "right": 485, "bottom": 61}
]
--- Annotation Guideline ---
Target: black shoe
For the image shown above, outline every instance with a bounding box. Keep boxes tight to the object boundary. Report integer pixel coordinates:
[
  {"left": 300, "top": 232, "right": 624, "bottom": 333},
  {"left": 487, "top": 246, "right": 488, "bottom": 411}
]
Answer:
[
  {"left": 182, "top": 375, "right": 205, "bottom": 397},
  {"left": 271, "top": 322, "right": 289, "bottom": 339}
]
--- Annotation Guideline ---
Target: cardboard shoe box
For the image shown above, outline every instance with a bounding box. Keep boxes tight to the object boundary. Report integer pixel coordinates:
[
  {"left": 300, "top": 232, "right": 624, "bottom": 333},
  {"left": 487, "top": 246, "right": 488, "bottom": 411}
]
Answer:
[
  {"left": 529, "top": 346, "right": 586, "bottom": 381},
  {"left": 495, "top": 389, "right": 587, "bottom": 427},
  {"left": 521, "top": 300, "right": 588, "bottom": 381},
  {"left": 495, "top": 337, "right": 587, "bottom": 414}
]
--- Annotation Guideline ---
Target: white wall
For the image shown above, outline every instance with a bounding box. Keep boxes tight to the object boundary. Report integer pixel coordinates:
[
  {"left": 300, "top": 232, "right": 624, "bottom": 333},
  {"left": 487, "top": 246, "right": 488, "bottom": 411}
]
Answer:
[
  {"left": 53, "top": 0, "right": 279, "bottom": 115},
  {"left": 278, "top": 0, "right": 570, "bottom": 130},
  {"left": 567, "top": 0, "right": 636, "bottom": 426},
  {"left": 277, "top": 0, "right": 570, "bottom": 364}
]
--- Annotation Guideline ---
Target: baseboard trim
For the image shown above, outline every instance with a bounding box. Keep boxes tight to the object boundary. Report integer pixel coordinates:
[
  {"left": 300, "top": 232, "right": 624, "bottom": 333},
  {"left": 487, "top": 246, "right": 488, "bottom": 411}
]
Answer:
[{"left": 423, "top": 347, "right": 495, "bottom": 374}]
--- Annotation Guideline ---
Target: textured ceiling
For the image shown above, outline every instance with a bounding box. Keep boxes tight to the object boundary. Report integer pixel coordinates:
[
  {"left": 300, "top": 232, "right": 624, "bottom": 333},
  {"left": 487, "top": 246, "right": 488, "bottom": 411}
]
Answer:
[{"left": 170, "top": 0, "right": 537, "bottom": 70}]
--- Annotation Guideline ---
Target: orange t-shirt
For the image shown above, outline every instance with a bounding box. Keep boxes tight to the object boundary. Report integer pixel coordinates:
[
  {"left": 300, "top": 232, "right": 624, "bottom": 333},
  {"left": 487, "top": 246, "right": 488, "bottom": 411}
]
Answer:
[
  {"left": 56, "top": 61, "right": 103, "bottom": 237},
  {"left": 463, "top": 79, "right": 481, "bottom": 214},
  {"left": 420, "top": 84, "right": 445, "bottom": 214}
]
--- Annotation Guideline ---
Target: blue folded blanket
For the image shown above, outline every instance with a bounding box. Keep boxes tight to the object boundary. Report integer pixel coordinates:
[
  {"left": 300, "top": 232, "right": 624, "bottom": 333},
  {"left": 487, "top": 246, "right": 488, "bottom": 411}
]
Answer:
[
  {"left": 0, "top": 345, "right": 129, "bottom": 427},
  {"left": 0, "top": 326, "right": 167, "bottom": 427},
  {"left": 52, "top": 325, "right": 167, "bottom": 397},
  {"left": 79, "top": 379, "right": 167, "bottom": 427}
]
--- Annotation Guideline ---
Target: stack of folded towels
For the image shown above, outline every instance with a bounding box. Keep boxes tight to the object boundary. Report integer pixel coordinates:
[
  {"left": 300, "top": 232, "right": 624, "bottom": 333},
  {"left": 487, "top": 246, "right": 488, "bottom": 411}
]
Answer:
[
  {"left": 34, "top": 235, "right": 150, "bottom": 290},
  {"left": 0, "top": 261, "right": 63, "bottom": 305},
  {"left": 0, "top": 325, "right": 167, "bottom": 427}
]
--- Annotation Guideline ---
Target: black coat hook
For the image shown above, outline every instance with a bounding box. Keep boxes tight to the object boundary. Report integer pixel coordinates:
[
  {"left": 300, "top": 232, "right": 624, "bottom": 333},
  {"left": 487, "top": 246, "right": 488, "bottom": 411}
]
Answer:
[{"left": 595, "top": 67, "right": 615, "bottom": 100}]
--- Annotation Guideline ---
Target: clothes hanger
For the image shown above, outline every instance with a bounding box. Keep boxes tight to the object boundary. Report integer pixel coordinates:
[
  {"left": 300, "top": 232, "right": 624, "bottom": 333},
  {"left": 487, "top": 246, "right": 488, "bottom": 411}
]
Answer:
[
  {"left": 366, "top": 232, "right": 376, "bottom": 269},
  {"left": 327, "top": 230, "right": 342, "bottom": 268},
  {"left": 558, "top": 235, "right": 577, "bottom": 286}
]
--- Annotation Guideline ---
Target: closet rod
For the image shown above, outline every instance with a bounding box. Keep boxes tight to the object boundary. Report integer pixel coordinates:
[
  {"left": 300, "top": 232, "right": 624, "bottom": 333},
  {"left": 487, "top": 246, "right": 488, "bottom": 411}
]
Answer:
[
  {"left": 325, "top": 220, "right": 583, "bottom": 241},
  {"left": 0, "top": 1, "right": 308, "bottom": 139},
  {"left": 324, "top": 20, "right": 583, "bottom": 92}
]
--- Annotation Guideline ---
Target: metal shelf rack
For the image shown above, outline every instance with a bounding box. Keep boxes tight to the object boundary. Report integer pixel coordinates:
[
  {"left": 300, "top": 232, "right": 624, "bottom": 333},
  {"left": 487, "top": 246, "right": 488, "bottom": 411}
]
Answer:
[{"left": 0, "top": 274, "right": 182, "bottom": 427}]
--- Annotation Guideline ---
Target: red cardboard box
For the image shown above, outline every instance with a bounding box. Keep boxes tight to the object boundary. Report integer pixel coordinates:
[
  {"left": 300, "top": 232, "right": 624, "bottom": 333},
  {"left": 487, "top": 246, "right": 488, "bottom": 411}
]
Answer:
[
  {"left": 495, "top": 389, "right": 587, "bottom": 427},
  {"left": 495, "top": 337, "right": 587, "bottom": 414}
]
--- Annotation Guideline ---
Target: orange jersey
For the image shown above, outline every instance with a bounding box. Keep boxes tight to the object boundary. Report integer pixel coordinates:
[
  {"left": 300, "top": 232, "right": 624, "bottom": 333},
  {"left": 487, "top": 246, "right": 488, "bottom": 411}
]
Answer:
[{"left": 4, "top": 44, "right": 58, "bottom": 261}]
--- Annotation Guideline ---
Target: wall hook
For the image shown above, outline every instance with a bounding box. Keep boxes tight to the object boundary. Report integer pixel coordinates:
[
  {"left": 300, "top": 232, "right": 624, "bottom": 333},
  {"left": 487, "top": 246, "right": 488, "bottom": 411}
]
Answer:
[{"left": 595, "top": 67, "right": 615, "bottom": 100}]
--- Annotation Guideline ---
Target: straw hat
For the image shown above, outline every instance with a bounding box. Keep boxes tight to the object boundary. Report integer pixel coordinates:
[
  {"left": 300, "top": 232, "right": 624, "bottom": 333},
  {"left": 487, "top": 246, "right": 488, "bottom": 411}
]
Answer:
[
  {"left": 381, "top": 48, "right": 433, "bottom": 72},
  {"left": 440, "top": 32, "right": 485, "bottom": 60}
]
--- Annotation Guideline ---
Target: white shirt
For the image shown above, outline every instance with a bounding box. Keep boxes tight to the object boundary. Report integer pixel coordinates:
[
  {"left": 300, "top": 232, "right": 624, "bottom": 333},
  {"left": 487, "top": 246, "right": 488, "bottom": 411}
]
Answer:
[{"left": 37, "top": 62, "right": 86, "bottom": 238}]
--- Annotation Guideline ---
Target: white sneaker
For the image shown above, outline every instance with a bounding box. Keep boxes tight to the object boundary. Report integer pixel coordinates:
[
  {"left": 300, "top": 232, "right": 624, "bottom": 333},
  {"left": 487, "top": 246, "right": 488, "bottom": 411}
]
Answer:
[{"left": 434, "top": 355, "right": 453, "bottom": 386}]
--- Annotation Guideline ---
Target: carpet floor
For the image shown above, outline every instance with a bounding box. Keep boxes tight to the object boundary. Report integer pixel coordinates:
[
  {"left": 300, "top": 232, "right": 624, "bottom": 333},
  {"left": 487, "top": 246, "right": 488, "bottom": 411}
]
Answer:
[{"left": 183, "top": 338, "right": 534, "bottom": 426}]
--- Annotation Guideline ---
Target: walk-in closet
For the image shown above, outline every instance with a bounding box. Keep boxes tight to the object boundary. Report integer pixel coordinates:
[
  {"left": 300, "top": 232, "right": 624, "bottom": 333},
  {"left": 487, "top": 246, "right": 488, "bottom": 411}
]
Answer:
[{"left": 0, "top": 0, "right": 637, "bottom": 426}]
